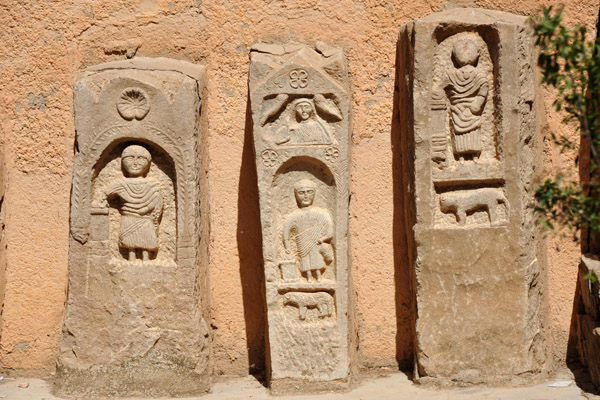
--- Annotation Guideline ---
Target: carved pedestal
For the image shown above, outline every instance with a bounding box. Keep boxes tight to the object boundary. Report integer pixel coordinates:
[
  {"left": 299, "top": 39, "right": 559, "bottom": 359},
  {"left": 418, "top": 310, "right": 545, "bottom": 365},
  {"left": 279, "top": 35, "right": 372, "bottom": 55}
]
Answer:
[
  {"left": 250, "top": 43, "right": 353, "bottom": 392},
  {"left": 55, "top": 58, "right": 209, "bottom": 397},
  {"left": 399, "top": 10, "right": 546, "bottom": 383}
]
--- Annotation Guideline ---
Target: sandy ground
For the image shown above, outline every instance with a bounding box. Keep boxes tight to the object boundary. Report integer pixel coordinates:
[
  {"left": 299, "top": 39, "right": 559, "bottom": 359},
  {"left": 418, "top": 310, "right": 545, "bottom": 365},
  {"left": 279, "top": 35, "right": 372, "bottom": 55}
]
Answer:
[{"left": 1, "top": 372, "right": 598, "bottom": 400}]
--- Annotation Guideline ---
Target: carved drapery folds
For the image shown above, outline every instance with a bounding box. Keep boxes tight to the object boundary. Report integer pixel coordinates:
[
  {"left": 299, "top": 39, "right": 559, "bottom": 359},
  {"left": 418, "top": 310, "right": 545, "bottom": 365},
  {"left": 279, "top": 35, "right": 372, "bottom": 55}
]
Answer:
[
  {"left": 56, "top": 58, "right": 209, "bottom": 398},
  {"left": 250, "top": 42, "right": 353, "bottom": 392},
  {"left": 399, "top": 10, "right": 545, "bottom": 384},
  {"left": 429, "top": 30, "right": 507, "bottom": 228}
]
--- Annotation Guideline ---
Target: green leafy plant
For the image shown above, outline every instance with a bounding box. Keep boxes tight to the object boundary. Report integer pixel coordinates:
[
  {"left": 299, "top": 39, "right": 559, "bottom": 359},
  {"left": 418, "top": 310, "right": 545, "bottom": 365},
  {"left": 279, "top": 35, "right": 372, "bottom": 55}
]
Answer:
[{"left": 534, "top": 7, "right": 600, "bottom": 234}]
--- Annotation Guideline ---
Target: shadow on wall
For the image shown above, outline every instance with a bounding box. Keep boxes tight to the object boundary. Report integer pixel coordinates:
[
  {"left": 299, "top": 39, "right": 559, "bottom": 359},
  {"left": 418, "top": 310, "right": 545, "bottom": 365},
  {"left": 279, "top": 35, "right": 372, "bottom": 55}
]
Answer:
[
  {"left": 237, "top": 94, "right": 267, "bottom": 380},
  {"left": 392, "top": 36, "right": 416, "bottom": 371}
]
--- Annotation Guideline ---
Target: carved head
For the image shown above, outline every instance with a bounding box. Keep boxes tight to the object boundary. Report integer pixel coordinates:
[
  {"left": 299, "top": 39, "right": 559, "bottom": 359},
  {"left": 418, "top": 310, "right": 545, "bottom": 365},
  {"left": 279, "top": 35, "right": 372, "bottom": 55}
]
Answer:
[
  {"left": 452, "top": 39, "right": 480, "bottom": 67},
  {"left": 294, "top": 179, "right": 316, "bottom": 208},
  {"left": 293, "top": 99, "right": 315, "bottom": 122},
  {"left": 121, "top": 144, "right": 151, "bottom": 177}
]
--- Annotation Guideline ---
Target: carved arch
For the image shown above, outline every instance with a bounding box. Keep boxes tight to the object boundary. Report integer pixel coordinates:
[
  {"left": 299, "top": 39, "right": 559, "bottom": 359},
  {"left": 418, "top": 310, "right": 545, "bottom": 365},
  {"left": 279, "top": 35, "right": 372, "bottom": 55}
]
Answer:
[{"left": 70, "top": 122, "right": 194, "bottom": 247}]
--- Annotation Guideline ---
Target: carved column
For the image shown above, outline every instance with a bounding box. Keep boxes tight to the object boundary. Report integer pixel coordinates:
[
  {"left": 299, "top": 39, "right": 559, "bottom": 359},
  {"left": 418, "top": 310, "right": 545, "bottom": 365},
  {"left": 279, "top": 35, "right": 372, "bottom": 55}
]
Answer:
[
  {"left": 250, "top": 43, "right": 353, "bottom": 392},
  {"left": 55, "top": 58, "right": 210, "bottom": 397},
  {"left": 399, "top": 9, "right": 546, "bottom": 383}
]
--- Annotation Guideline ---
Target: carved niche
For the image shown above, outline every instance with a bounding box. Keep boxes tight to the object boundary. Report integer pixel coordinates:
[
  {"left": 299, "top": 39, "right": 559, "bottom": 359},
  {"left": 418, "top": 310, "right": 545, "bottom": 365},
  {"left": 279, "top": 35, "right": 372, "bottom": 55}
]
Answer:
[
  {"left": 55, "top": 58, "right": 209, "bottom": 398},
  {"left": 429, "top": 31, "right": 508, "bottom": 228},
  {"left": 250, "top": 42, "right": 353, "bottom": 391},
  {"left": 399, "top": 9, "right": 544, "bottom": 383}
]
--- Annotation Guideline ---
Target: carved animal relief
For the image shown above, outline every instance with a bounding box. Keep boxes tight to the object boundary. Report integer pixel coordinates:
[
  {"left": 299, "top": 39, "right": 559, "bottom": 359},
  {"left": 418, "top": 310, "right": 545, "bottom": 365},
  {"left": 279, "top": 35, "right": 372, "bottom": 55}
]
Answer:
[
  {"left": 438, "top": 187, "right": 507, "bottom": 226},
  {"left": 250, "top": 42, "right": 352, "bottom": 389},
  {"left": 282, "top": 291, "right": 334, "bottom": 321}
]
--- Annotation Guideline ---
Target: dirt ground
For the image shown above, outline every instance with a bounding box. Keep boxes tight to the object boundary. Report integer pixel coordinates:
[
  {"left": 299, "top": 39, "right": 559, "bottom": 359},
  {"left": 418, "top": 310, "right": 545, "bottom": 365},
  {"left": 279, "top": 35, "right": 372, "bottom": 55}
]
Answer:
[{"left": 1, "top": 370, "right": 599, "bottom": 400}]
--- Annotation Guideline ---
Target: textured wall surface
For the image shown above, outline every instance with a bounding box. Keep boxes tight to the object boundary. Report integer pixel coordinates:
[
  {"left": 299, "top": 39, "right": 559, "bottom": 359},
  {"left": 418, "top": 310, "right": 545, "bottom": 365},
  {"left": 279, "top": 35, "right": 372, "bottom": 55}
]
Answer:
[{"left": 0, "top": 0, "right": 597, "bottom": 378}]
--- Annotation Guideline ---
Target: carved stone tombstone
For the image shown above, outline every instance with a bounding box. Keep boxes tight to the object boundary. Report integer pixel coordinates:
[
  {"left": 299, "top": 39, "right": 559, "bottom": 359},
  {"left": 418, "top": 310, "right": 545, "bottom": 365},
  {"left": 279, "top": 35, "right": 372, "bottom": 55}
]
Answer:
[
  {"left": 55, "top": 58, "right": 210, "bottom": 397},
  {"left": 250, "top": 43, "right": 353, "bottom": 392},
  {"left": 399, "top": 10, "right": 546, "bottom": 383}
]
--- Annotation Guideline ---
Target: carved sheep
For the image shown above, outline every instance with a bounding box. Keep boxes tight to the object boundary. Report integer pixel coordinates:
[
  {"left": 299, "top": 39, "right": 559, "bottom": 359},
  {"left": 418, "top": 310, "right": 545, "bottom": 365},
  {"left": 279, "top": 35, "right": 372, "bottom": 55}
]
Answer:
[
  {"left": 282, "top": 291, "right": 334, "bottom": 320},
  {"left": 440, "top": 188, "right": 507, "bottom": 226}
]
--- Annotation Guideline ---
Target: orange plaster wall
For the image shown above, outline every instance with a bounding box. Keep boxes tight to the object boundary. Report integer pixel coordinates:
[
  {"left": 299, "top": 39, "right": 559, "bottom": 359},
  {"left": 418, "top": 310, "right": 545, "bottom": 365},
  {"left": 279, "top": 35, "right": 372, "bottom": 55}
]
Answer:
[{"left": 0, "top": 0, "right": 597, "bottom": 377}]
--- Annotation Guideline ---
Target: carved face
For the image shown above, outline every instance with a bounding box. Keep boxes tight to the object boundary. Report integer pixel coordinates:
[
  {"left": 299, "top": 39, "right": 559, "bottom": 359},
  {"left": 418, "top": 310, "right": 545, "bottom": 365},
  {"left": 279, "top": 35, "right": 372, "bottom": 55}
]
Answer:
[
  {"left": 295, "top": 101, "right": 314, "bottom": 121},
  {"left": 121, "top": 145, "right": 151, "bottom": 177},
  {"left": 295, "top": 187, "right": 315, "bottom": 207},
  {"left": 452, "top": 39, "right": 480, "bottom": 67}
]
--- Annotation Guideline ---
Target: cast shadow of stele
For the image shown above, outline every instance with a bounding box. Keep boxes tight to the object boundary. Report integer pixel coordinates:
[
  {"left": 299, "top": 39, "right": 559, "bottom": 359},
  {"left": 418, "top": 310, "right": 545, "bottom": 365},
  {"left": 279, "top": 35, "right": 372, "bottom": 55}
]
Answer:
[
  {"left": 237, "top": 93, "right": 268, "bottom": 385},
  {"left": 393, "top": 33, "right": 417, "bottom": 373}
]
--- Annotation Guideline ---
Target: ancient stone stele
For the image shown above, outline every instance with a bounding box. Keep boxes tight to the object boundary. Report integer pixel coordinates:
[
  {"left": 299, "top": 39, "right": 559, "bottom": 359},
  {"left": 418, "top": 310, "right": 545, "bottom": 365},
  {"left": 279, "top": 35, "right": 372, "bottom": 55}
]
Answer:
[
  {"left": 55, "top": 58, "right": 210, "bottom": 398},
  {"left": 250, "top": 42, "right": 354, "bottom": 393},
  {"left": 399, "top": 9, "right": 546, "bottom": 384}
]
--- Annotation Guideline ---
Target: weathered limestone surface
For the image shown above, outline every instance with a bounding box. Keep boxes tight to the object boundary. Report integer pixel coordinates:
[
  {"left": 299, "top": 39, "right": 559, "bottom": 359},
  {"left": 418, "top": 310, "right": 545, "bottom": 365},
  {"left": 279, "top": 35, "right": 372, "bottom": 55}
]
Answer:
[
  {"left": 399, "top": 9, "right": 547, "bottom": 384},
  {"left": 574, "top": 255, "right": 600, "bottom": 387},
  {"left": 249, "top": 43, "right": 354, "bottom": 392},
  {"left": 54, "top": 58, "right": 210, "bottom": 397},
  {"left": 0, "top": 143, "right": 5, "bottom": 337}
]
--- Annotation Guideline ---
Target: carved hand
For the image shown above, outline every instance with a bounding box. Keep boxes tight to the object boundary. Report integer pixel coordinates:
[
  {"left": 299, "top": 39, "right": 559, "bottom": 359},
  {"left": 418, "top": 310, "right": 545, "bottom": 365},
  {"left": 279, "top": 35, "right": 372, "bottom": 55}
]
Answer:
[
  {"left": 431, "top": 90, "right": 444, "bottom": 101},
  {"left": 469, "top": 96, "right": 486, "bottom": 114},
  {"left": 319, "top": 234, "right": 334, "bottom": 244},
  {"left": 275, "top": 125, "right": 291, "bottom": 145}
]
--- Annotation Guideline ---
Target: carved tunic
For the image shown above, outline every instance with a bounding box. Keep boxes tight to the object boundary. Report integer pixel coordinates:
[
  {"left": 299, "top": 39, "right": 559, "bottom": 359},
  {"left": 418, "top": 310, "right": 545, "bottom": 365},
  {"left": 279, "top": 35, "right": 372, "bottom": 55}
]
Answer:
[
  {"left": 289, "top": 119, "right": 332, "bottom": 145},
  {"left": 444, "top": 66, "right": 488, "bottom": 154},
  {"left": 278, "top": 119, "right": 333, "bottom": 145},
  {"left": 105, "top": 177, "right": 163, "bottom": 251},
  {"left": 283, "top": 206, "right": 333, "bottom": 272}
]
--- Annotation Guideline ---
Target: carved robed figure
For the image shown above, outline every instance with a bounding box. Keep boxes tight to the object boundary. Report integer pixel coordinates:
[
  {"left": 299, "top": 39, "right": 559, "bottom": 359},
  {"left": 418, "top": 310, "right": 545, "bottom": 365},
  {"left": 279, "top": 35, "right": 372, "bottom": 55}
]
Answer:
[
  {"left": 439, "top": 39, "right": 489, "bottom": 161},
  {"left": 276, "top": 97, "right": 337, "bottom": 145},
  {"left": 93, "top": 144, "right": 163, "bottom": 262},
  {"left": 282, "top": 179, "right": 334, "bottom": 282}
]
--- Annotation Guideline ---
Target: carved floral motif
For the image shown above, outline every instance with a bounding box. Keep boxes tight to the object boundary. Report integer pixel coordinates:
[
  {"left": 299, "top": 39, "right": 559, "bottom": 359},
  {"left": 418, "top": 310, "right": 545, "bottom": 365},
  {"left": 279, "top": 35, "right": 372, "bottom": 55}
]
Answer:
[
  {"left": 261, "top": 149, "right": 279, "bottom": 167},
  {"left": 324, "top": 146, "right": 339, "bottom": 161},
  {"left": 289, "top": 68, "right": 309, "bottom": 89},
  {"left": 117, "top": 88, "right": 150, "bottom": 121}
]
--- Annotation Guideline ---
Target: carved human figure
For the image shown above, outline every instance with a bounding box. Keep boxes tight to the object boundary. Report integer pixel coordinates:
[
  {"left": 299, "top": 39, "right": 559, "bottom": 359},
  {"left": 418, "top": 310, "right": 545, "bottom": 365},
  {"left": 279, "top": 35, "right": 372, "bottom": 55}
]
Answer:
[
  {"left": 282, "top": 179, "right": 334, "bottom": 282},
  {"left": 442, "top": 39, "right": 489, "bottom": 162},
  {"left": 275, "top": 98, "right": 333, "bottom": 145},
  {"left": 93, "top": 145, "right": 163, "bottom": 261}
]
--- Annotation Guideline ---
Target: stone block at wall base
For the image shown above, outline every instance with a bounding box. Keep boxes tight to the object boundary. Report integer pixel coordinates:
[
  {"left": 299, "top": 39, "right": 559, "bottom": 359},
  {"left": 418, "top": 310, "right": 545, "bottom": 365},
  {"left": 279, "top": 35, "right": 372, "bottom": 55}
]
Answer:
[
  {"left": 575, "top": 255, "right": 600, "bottom": 388},
  {"left": 54, "top": 362, "right": 210, "bottom": 398},
  {"left": 54, "top": 58, "right": 210, "bottom": 398},
  {"left": 399, "top": 8, "right": 547, "bottom": 385}
]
